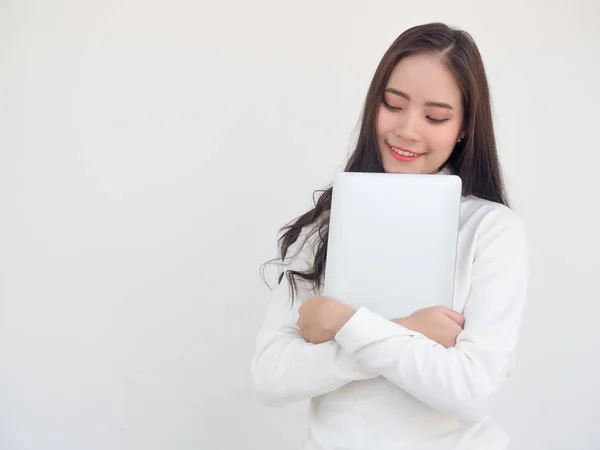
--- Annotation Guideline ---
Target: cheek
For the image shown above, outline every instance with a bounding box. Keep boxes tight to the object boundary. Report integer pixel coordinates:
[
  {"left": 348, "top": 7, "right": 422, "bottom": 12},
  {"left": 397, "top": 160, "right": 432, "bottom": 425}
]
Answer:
[
  {"left": 376, "top": 106, "right": 395, "bottom": 137},
  {"left": 426, "top": 125, "right": 460, "bottom": 154}
]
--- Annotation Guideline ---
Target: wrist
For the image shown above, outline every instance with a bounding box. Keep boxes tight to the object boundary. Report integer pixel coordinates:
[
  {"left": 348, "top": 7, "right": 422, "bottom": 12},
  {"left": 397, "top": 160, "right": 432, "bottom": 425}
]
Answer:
[
  {"left": 327, "top": 302, "right": 355, "bottom": 334},
  {"left": 393, "top": 316, "right": 416, "bottom": 331}
]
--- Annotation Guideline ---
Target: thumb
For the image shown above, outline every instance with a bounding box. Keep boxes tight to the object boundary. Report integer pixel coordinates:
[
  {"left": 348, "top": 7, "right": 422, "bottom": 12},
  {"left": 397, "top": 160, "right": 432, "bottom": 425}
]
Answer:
[{"left": 441, "top": 307, "right": 465, "bottom": 328}]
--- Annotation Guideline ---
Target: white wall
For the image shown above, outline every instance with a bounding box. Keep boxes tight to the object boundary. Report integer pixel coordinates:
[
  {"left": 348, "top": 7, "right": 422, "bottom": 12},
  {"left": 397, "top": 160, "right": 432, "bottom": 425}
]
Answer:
[{"left": 0, "top": 1, "right": 598, "bottom": 449}]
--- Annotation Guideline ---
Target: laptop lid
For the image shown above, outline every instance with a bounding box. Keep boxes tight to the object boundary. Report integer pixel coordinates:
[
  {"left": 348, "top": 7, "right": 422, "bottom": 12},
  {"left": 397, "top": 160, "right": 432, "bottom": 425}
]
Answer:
[{"left": 322, "top": 172, "right": 461, "bottom": 319}]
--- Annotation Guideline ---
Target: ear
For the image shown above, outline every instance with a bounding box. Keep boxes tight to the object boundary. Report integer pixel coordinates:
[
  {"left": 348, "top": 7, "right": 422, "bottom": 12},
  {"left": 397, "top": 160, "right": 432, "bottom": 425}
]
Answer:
[{"left": 457, "top": 130, "right": 465, "bottom": 143}]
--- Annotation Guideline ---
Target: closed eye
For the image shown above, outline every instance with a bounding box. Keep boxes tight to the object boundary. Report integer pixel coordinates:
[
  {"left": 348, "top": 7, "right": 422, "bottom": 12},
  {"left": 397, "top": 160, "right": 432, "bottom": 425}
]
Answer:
[
  {"left": 427, "top": 116, "right": 449, "bottom": 124},
  {"left": 383, "top": 101, "right": 402, "bottom": 111}
]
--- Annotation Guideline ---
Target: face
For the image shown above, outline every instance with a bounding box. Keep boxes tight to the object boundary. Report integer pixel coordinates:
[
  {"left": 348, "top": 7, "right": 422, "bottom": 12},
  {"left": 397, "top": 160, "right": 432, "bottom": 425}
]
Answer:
[{"left": 376, "top": 53, "right": 465, "bottom": 174}]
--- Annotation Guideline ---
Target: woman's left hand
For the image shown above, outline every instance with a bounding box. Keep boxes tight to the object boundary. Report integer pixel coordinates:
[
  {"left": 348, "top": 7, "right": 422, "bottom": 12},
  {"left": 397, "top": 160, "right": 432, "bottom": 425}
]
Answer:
[{"left": 297, "top": 296, "right": 355, "bottom": 344}]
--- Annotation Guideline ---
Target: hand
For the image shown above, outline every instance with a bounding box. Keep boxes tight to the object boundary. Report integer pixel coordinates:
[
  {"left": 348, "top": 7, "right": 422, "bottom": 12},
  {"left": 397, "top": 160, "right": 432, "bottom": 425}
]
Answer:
[
  {"left": 297, "top": 296, "right": 355, "bottom": 344},
  {"left": 393, "top": 306, "right": 465, "bottom": 349}
]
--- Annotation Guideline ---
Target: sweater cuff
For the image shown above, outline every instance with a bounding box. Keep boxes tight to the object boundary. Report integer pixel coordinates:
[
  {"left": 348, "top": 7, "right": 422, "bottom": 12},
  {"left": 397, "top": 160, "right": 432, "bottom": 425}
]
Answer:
[
  {"left": 332, "top": 343, "right": 377, "bottom": 379},
  {"left": 334, "top": 307, "right": 422, "bottom": 354}
]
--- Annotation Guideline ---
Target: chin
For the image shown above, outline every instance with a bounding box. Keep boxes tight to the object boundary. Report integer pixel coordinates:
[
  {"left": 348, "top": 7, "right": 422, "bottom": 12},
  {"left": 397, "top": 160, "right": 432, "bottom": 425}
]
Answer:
[
  {"left": 384, "top": 166, "right": 419, "bottom": 175},
  {"left": 381, "top": 151, "right": 425, "bottom": 175},
  {"left": 382, "top": 160, "right": 421, "bottom": 175}
]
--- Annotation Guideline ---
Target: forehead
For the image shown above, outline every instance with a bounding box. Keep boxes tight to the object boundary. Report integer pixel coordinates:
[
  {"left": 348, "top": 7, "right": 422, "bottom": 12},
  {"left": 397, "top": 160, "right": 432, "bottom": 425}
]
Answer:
[{"left": 386, "top": 53, "right": 462, "bottom": 105}]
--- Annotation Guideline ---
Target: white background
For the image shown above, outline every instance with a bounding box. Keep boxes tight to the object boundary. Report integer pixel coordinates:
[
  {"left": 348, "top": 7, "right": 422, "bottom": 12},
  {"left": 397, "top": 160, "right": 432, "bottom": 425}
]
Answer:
[{"left": 0, "top": 1, "right": 598, "bottom": 449}]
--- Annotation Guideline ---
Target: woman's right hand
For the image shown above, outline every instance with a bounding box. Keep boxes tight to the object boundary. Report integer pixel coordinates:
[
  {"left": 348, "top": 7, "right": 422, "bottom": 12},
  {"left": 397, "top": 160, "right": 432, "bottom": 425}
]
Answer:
[{"left": 392, "top": 306, "right": 464, "bottom": 349}]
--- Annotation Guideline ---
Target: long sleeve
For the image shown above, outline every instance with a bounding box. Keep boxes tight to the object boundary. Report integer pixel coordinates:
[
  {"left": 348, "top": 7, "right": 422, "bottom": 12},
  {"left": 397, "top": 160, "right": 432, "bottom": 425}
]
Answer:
[
  {"left": 334, "top": 207, "right": 529, "bottom": 422},
  {"left": 250, "top": 250, "right": 376, "bottom": 407}
]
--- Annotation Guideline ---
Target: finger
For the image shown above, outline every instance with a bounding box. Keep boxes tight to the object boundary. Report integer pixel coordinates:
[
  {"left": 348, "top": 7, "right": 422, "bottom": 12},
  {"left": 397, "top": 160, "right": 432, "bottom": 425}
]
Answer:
[
  {"left": 298, "top": 303, "right": 305, "bottom": 315},
  {"left": 298, "top": 324, "right": 309, "bottom": 341},
  {"left": 303, "top": 330, "right": 315, "bottom": 344},
  {"left": 297, "top": 303, "right": 307, "bottom": 325},
  {"left": 440, "top": 307, "right": 465, "bottom": 328}
]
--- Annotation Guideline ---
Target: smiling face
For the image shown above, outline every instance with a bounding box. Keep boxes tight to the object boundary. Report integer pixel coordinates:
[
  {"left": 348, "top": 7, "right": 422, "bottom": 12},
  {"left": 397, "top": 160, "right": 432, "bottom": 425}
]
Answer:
[{"left": 377, "top": 53, "right": 465, "bottom": 174}]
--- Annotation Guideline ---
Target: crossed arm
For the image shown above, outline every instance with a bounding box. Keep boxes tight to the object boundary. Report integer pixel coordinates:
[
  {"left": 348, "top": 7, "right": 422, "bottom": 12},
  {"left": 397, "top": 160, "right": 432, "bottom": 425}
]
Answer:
[{"left": 250, "top": 212, "right": 528, "bottom": 422}]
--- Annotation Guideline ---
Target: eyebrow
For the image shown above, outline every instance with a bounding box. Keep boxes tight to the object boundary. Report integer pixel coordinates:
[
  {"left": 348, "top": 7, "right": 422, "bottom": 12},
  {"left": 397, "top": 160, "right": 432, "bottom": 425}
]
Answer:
[{"left": 384, "top": 88, "right": 454, "bottom": 110}]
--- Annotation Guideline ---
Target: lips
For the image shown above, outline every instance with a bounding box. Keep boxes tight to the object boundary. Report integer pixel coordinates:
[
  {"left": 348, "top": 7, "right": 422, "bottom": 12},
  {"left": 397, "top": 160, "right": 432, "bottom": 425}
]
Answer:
[
  {"left": 387, "top": 143, "right": 421, "bottom": 156},
  {"left": 386, "top": 142, "right": 423, "bottom": 163}
]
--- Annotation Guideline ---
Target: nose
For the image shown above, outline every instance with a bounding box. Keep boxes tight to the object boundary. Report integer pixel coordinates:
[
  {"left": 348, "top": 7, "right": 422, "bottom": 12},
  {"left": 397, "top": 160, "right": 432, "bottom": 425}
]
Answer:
[{"left": 395, "top": 111, "right": 420, "bottom": 142}]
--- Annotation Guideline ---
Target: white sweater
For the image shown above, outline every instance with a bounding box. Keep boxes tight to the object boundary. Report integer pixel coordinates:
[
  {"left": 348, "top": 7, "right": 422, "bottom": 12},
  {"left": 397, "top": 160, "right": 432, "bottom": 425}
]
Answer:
[{"left": 251, "top": 194, "right": 529, "bottom": 450}]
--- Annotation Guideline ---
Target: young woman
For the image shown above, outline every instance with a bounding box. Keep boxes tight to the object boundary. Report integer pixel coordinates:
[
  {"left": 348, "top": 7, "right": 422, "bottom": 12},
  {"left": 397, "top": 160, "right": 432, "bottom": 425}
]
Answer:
[{"left": 251, "top": 22, "right": 529, "bottom": 450}]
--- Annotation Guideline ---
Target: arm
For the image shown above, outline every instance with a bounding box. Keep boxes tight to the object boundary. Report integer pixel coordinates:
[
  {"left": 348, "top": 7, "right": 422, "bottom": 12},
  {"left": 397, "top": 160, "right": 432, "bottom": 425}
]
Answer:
[
  {"left": 250, "top": 266, "right": 376, "bottom": 407},
  {"left": 334, "top": 209, "right": 529, "bottom": 422}
]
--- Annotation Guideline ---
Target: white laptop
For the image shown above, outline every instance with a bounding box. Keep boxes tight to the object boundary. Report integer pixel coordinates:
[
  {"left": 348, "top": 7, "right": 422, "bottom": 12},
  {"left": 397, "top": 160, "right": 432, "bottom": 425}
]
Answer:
[{"left": 322, "top": 172, "right": 462, "bottom": 319}]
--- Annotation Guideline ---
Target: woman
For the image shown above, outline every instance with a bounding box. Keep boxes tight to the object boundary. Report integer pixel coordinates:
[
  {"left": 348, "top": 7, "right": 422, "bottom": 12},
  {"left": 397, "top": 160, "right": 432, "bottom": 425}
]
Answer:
[{"left": 251, "top": 22, "right": 529, "bottom": 449}]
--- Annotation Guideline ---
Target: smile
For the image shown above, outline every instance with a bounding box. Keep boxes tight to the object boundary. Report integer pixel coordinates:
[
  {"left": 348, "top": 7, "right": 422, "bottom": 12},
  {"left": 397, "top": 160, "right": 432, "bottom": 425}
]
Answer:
[{"left": 386, "top": 143, "right": 422, "bottom": 161}]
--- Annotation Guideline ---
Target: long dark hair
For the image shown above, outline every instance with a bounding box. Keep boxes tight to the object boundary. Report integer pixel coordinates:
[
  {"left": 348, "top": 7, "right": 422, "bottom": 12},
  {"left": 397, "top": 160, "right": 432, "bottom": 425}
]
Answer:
[{"left": 265, "top": 22, "right": 509, "bottom": 300}]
